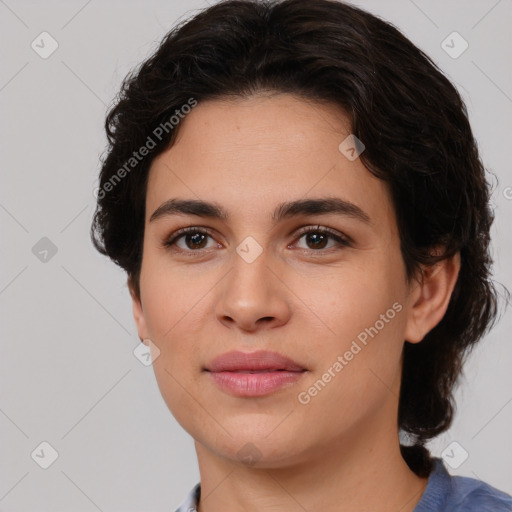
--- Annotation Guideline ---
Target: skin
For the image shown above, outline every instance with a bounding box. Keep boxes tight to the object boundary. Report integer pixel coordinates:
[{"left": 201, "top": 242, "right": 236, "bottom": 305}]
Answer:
[{"left": 130, "top": 92, "right": 460, "bottom": 512}]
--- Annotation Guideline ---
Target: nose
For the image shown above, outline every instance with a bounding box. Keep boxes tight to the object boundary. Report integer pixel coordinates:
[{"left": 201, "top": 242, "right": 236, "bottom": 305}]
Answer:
[{"left": 214, "top": 248, "right": 292, "bottom": 332}]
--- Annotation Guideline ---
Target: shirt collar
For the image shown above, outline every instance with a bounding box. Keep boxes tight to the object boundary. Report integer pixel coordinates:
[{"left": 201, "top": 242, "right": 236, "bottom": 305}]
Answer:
[
  {"left": 174, "top": 481, "right": 200, "bottom": 512},
  {"left": 412, "top": 457, "right": 452, "bottom": 511},
  {"left": 174, "top": 458, "right": 448, "bottom": 512}
]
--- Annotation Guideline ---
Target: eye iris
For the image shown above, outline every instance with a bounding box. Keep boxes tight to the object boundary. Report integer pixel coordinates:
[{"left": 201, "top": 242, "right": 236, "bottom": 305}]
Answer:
[
  {"left": 306, "top": 232, "right": 328, "bottom": 249},
  {"left": 186, "top": 232, "right": 207, "bottom": 249}
]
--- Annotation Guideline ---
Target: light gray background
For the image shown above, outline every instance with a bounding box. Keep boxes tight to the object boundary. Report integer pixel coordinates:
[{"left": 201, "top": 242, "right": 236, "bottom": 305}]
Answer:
[{"left": 1, "top": 0, "right": 511, "bottom": 510}]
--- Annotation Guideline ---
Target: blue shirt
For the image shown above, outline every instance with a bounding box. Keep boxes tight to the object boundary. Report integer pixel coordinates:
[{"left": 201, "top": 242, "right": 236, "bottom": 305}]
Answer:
[{"left": 173, "top": 458, "right": 512, "bottom": 511}]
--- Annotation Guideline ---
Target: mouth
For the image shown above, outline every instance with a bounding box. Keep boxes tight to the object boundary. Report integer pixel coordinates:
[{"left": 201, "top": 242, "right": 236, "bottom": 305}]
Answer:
[{"left": 204, "top": 350, "right": 307, "bottom": 397}]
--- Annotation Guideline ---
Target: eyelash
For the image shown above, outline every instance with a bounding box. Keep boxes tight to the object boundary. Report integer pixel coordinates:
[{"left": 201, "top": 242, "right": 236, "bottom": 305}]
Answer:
[{"left": 162, "top": 225, "right": 352, "bottom": 255}]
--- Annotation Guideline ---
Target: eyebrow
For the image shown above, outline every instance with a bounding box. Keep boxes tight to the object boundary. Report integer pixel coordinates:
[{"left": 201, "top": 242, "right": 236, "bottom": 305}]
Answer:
[{"left": 149, "top": 197, "right": 371, "bottom": 226}]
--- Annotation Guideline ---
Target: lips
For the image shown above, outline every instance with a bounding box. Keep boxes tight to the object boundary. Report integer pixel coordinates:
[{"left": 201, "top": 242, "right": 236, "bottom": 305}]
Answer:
[
  {"left": 204, "top": 350, "right": 307, "bottom": 397},
  {"left": 204, "top": 350, "right": 306, "bottom": 373}
]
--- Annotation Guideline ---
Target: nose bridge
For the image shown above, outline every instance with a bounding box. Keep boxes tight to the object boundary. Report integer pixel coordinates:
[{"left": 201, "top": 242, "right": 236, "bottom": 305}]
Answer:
[
  {"left": 215, "top": 237, "right": 291, "bottom": 330},
  {"left": 228, "top": 239, "right": 275, "bottom": 303}
]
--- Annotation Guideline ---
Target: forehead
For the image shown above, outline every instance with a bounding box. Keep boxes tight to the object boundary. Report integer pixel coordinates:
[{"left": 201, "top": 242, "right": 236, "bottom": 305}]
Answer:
[{"left": 145, "top": 94, "right": 396, "bottom": 234}]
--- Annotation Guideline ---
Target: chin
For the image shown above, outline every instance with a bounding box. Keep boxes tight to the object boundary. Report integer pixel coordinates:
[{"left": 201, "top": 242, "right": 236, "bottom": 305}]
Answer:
[{"left": 196, "top": 425, "right": 311, "bottom": 468}]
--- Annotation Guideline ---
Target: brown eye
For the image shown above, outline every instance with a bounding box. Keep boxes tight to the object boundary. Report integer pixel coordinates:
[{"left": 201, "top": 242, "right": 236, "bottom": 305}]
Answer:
[
  {"left": 182, "top": 232, "right": 209, "bottom": 249},
  {"left": 163, "top": 227, "right": 217, "bottom": 251},
  {"left": 303, "top": 231, "right": 329, "bottom": 249},
  {"left": 295, "top": 226, "right": 351, "bottom": 251}
]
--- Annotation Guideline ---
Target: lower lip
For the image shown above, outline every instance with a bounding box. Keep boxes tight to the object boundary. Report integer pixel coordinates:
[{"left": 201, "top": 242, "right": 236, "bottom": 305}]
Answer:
[{"left": 206, "top": 370, "right": 306, "bottom": 397}]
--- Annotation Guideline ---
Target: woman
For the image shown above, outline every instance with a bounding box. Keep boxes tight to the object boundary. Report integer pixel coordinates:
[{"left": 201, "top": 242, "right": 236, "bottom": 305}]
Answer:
[{"left": 91, "top": 0, "right": 512, "bottom": 510}]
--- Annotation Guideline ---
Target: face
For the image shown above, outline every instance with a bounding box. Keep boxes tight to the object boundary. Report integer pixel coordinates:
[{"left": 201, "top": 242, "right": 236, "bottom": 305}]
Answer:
[{"left": 131, "top": 93, "right": 419, "bottom": 468}]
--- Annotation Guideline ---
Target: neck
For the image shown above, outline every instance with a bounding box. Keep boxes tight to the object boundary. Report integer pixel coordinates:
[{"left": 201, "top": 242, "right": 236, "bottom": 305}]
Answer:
[{"left": 194, "top": 399, "right": 429, "bottom": 512}]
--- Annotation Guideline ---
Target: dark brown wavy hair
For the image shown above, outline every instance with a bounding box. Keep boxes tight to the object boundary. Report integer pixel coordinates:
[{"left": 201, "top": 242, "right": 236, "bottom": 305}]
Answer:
[{"left": 91, "top": 0, "right": 506, "bottom": 477}]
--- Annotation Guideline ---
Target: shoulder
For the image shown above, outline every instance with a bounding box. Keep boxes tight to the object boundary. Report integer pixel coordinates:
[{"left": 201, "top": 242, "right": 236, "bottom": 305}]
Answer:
[
  {"left": 449, "top": 473, "right": 512, "bottom": 511},
  {"left": 414, "top": 458, "right": 512, "bottom": 512}
]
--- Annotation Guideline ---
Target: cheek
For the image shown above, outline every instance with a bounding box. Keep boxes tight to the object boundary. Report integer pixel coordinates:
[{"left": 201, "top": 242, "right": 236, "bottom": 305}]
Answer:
[
  {"left": 140, "top": 254, "right": 208, "bottom": 334},
  {"left": 138, "top": 264, "right": 210, "bottom": 403},
  {"left": 297, "top": 256, "right": 407, "bottom": 396},
  {"left": 142, "top": 269, "right": 208, "bottom": 428},
  {"left": 295, "top": 308, "right": 406, "bottom": 439},
  {"left": 305, "top": 257, "right": 405, "bottom": 342}
]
